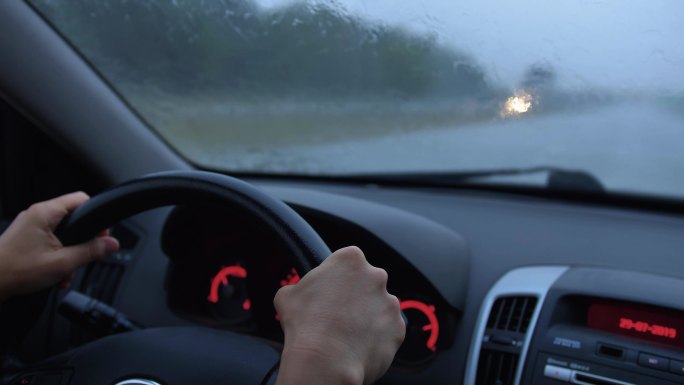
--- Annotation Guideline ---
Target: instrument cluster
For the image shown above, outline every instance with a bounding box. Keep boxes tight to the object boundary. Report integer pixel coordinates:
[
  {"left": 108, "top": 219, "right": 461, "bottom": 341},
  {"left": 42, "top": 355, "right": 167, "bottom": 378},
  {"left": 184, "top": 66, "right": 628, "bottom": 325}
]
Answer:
[{"left": 162, "top": 205, "right": 454, "bottom": 365}]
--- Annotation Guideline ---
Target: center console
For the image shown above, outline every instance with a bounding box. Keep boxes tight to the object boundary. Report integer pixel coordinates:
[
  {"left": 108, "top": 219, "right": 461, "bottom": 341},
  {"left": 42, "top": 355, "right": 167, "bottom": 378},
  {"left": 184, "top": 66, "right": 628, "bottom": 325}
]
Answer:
[{"left": 465, "top": 267, "right": 684, "bottom": 385}]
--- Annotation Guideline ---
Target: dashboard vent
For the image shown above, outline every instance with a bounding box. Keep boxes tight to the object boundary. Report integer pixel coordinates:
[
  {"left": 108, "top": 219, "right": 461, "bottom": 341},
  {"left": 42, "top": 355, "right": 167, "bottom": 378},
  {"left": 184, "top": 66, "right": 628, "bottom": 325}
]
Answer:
[
  {"left": 475, "top": 295, "right": 538, "bottom": 385},
  {"left": 79, "top": 260, "right": 125, "bottom": 305},
  {"left": 487, "top": 296, "right": 537, "bottom": 333},
  {"left": 476, "top": 350, "right": 519, "bottom": 385},
  {"left": 78, "top": 224, "right": 137, "bottom": 305}
]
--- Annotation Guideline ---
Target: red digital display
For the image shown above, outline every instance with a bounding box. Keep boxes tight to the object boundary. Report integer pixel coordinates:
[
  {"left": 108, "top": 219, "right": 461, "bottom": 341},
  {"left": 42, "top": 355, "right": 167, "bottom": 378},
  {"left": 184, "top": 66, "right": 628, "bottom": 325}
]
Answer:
[
  {"left": 618, "top": 318, "right": 676, "bottom": 339},
  {"left": 587, "top": 300, "right": 684, "bottom": 348}
]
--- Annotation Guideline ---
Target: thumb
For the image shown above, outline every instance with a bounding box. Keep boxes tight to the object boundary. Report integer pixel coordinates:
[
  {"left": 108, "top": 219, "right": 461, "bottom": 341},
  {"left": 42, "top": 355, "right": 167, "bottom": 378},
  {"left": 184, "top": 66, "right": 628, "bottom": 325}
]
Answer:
[{"left": 52, "top": 236, "right": 120, "bottom": 273}]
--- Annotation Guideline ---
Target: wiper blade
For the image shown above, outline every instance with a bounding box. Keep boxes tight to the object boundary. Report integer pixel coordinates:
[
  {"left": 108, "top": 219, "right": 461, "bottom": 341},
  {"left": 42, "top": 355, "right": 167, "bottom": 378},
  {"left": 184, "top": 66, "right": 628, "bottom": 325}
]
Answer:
[{"left": 348, "top": 166, "right": 605, "bottom": 194}]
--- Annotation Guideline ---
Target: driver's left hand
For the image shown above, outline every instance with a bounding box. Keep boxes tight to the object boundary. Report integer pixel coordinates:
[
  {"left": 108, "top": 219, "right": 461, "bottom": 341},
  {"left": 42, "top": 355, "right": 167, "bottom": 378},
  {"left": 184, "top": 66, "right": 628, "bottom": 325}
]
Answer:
[{"left": 0, "top": 192, "right": 119, "bottom": 300}]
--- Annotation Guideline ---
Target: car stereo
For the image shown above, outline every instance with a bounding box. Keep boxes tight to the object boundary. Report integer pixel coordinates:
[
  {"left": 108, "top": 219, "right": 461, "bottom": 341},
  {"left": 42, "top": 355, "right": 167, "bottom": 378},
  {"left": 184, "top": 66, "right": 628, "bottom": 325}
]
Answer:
[{"left": 521, "top": 269, "right": 684, "bottom": 385}]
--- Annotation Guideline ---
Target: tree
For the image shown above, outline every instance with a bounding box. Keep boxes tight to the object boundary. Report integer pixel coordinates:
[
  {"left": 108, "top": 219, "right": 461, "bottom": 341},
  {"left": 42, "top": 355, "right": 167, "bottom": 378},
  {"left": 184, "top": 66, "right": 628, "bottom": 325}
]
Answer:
[
  {"left": 521, "top": 63, "right": 556, "bottom": 92},
  {"left": 31, "top": 0, "right": 495, "bottom": 99}
]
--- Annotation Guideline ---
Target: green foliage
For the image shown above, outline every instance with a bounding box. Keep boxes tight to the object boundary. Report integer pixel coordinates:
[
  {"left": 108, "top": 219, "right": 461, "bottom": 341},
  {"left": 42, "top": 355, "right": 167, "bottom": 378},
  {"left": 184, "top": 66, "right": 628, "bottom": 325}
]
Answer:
[{"left": 31, "top": 0, "right": 493, "bottom": 99}]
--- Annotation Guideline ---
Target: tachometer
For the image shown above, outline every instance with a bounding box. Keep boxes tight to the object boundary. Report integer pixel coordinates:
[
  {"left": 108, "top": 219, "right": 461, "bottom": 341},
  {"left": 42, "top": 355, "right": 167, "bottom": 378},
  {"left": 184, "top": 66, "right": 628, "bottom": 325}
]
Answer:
[
  {"left": 396, "top": 299, "right": 440, "bottom": 364},
  {"left": 206, "top": 264, "right": 251, "bottom": 324},
  {"left": 280, "top": 267, "right": 300, "bottom": 287},
  {"left": 273, "top": 267, "right": 301, "bottom": 321}
]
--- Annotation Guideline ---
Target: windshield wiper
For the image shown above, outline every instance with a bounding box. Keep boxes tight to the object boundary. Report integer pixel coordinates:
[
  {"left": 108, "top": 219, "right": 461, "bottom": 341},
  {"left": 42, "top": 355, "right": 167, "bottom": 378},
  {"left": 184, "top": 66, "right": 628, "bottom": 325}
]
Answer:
[{"left": 347, "top": 166, "right": 605, "bottom": 194}]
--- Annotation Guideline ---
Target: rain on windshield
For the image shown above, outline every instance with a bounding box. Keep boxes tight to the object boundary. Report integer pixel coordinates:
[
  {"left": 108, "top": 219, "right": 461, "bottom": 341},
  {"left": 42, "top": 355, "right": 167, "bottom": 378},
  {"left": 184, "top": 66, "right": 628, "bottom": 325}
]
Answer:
[{"left": 31, "top": 0, "right": 684, "bottom": 198}]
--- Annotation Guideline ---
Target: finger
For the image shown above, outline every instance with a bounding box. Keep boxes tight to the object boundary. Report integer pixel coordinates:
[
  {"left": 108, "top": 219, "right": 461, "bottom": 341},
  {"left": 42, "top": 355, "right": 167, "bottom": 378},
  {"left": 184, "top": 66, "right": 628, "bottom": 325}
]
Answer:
[
  {"left": 326, "top": 246, "right": 367, "bottom": 268},
  {"left": 388, "top": 294, "right": 407, "bottom": 341},
  {"left": 50, "top": 236, "right": 119, "bottom": 275},
  {"left": 336, "top": 245, "right": 365, "bottom": 259},
  {"left": 274, "top": 284, "right": 296, "bottom": 313},
  {"left": 42, "top": 192, "right": 90, "bottom": 229},
  {"left": 57, "top": 191, "right": 91, "bottom": 212}
]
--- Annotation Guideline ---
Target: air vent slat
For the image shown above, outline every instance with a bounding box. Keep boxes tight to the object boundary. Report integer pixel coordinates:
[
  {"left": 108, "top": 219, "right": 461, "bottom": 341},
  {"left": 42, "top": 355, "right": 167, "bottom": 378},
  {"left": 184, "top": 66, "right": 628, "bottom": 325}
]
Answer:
[
  {"left": 496, "top": 352, "right": 504, "bottom": 383},
  {"left": 504, "top": 297, "right": 517, "bottom": 331},
  {"left": 476, "top": 349, "right": 519, "bottom": 385},
  {"left": 512, "top": 297, "right": 527, "bottom": 332},
  {"left": 505, "top": 351, "right": 517, "bottom": 383},
  {"left": 101, "top": 264, "right": 123, "bottom": 304},
  {"left": 79, "top": 260, "right": 125, "bottom": 305},
  {"left": 481, "top": 350, "right": 493, "bottom": 384},
  {"left": 496, "top": 298, "right": 510, "bottom": 329},
  {"left": 490, "top": 298, "right": 504, "bottom": 329},
  {"left": 486, "top": 295, "right": 537, "bottom": 332},
  {"left": 520, "top": 297, "right": 536, "bottom": 333}
]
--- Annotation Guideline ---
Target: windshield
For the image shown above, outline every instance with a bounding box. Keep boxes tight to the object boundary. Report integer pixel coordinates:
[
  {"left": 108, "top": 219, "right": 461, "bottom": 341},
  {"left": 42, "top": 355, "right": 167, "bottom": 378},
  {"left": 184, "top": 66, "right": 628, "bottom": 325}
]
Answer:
[{"left": 29, "top": 0, "right": 684, "bottom": 198}]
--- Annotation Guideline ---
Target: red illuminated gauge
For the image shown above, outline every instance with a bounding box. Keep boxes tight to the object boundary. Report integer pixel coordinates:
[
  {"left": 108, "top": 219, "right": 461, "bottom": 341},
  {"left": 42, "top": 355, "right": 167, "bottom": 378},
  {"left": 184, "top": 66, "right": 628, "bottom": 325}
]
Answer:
[
  {"left": 280, "top": 268, "right": 300, "bottom": 287},
  {"left": 396, "top": 299, "right": 440, "bottom": 364},
  {"left": 274, "top": 268, "right": 301, "bottom": 321},
  {"left": 207, "top": 264, "right": 251, "bottom": 324}
]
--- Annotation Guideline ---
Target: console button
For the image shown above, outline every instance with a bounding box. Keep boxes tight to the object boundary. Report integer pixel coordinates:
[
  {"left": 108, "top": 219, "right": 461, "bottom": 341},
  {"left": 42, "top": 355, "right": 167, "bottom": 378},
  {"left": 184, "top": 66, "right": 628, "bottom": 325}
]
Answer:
[
  {"left": 638, "top": 353, "right": 669, "bottom": 371},
  {"left": 544, "top": 364, "right": 572, "bottom": 382},
  {"left": 670, "top": 360, "right": 684, "bottom": 376}
]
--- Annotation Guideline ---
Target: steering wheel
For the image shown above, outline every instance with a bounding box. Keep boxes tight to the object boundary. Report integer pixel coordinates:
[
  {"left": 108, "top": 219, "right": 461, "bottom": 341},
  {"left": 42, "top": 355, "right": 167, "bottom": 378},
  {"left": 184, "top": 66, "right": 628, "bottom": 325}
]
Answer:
[{"left": 24, "top": 171, "right": 331, "bottom": 385}]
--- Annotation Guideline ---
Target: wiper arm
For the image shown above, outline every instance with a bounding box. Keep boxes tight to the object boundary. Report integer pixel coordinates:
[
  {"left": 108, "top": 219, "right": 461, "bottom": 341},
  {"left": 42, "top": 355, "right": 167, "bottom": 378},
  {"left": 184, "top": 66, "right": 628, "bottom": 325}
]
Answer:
[{"left": 348, "top": 166, "right": 605, "bottom": 194}]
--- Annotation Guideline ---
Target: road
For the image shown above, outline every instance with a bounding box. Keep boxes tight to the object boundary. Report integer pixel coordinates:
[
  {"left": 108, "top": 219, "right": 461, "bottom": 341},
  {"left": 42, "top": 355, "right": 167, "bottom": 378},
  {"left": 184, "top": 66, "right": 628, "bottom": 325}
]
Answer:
[{"left": 190, "top": 101, "right": 683, "bottom": 199}]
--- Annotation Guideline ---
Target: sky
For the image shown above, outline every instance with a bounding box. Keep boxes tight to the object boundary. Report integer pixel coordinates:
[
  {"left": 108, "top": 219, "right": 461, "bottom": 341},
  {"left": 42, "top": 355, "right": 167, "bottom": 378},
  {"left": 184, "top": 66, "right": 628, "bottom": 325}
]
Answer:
[{"left": 257, "top": 0, "right": 684, "bottom": 94}]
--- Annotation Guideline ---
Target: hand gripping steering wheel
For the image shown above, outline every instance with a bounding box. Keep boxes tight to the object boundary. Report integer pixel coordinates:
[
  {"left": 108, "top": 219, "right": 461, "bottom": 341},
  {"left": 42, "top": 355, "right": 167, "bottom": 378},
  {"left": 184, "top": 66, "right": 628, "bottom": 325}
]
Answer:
[{"left": 35, "top": 170, "right": 331, "bottom": 385}]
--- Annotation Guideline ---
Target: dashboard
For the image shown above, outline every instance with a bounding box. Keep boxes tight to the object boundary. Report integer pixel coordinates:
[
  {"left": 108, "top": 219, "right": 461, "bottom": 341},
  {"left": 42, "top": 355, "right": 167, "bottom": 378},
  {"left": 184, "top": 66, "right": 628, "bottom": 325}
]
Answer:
[
  {"left": 79, "top": 180, "right": 683, "bottom": 385},
  {"left": 5, "top": 177, "right": 684, "bottom": 385}
]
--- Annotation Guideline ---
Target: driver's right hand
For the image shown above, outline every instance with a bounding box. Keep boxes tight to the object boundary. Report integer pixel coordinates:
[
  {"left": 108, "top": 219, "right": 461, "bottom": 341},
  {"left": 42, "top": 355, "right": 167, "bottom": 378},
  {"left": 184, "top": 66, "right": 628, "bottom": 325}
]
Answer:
[{"left": 274, "top": 246, "right": 406, "bottom": 385}]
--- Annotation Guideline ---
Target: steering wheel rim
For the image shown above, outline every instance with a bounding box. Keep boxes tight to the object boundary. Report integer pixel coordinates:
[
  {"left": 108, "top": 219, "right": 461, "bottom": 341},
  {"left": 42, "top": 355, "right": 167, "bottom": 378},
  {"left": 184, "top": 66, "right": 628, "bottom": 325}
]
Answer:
[
  {"left": 56, "top": 170, "right": 331, "bottom": 274},
  {"left": 30, "top": 170, "right": 333, "bottom": 385}
]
